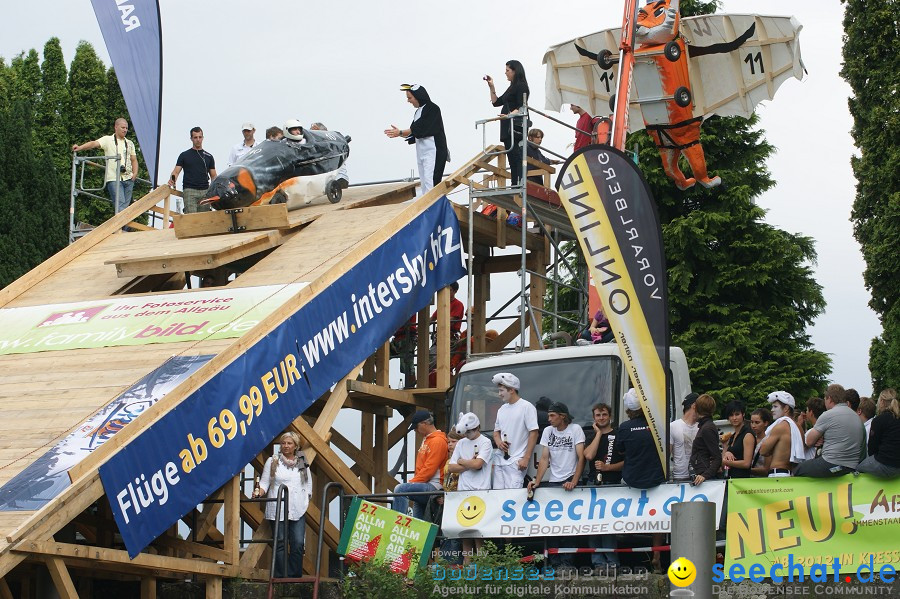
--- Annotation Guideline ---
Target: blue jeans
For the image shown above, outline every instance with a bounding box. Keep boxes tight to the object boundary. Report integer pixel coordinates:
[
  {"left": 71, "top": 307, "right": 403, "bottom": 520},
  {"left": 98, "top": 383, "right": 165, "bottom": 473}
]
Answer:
[
  {"left": 392, "top": 482, "right": 437, "bottom": 520},
  {"left": 271, "top": 517, "right": 305, "bottom": 578},
  {"left": 106, "top": 179, "right": 135, "bottom": 213}
]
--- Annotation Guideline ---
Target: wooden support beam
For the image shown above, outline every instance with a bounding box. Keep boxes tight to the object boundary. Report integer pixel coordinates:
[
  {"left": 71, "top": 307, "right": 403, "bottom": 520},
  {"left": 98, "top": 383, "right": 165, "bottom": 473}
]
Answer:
[
  {"left": 290, "top": 418, "right": 369, "bottom": 496},
  {"left": 529, "top": 245, "right": 548, "bottom": 350},
  {"left": 486, "top": 314, "right": 525, "bottom": 353},
  {"left": 330, "top": 429, "right": 375, "bottom": 475},
  {"left": 140, "top": 577, "right": 156, "bottom": 599},
  {"left": 360, "top": 413, "right": 374, "bottom": 490},
  {"left": 303, "top": 502, "right": 342, "bottom": 551},
  {"left": 237, "top": 520, "right": 270, "bottom": 572},
  {"left": 45, "top": 556, "right": 80, "bottom": 599},
  {"left": 193, "top": 488, "right": 225, "bottom": 542},
  {"left": 374, "top": 414, "right": 390, "bottom": 493},
  {"left": 16, "top": 540, "right": 237, "bottom": 578},
  {"left": 152, "top": 535, "right": 229, "bottom": 563},
  {"left": 0, "top": 578, "right": 13, "bottom": 599},
  {"left": 416, "top": 305, "right": 431, "bottom": 387},
  {"left": 346, "top": 380, "right": 434, "bottom": 409},
  {"left": 223, "top": 475, "right": 240, "bottom": 565},
  {"left": 205, "top": 576, "right": 222, "bottom": 599},
  {"left": 0, "top": 475, "right": 104, "bottom": 579},
  {"left": 375, "top": 342, "right": 390, "bottom": 386},
  {"left": 435, "top": 286, "right": 451, "bottom": 389}
]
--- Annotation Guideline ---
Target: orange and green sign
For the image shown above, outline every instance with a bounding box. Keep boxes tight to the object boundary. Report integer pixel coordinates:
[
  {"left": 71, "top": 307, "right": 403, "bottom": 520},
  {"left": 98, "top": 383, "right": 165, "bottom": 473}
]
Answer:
[{"left": 338, "top": 497, "right": 438, "bottom": 578}]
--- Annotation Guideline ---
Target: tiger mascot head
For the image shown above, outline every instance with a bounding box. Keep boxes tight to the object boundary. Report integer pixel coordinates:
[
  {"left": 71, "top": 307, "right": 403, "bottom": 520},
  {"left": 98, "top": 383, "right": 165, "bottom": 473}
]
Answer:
[{"left": 635, "top": 0, "right": 680, "bottom": 46}]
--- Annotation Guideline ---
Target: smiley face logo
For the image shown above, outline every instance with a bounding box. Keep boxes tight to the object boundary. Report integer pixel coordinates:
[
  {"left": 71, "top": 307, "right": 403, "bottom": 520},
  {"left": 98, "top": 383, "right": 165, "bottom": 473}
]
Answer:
[
  {"left": 456, "top": 496, "right": 487, "bottom": 527},
  {"left": 668, "top": 557, "right": 696, "bottom": 587}
]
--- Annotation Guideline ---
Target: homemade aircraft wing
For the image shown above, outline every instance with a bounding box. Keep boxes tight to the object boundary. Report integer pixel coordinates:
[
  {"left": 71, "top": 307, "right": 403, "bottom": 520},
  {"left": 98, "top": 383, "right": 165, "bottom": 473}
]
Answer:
[{"left": 542, "top": 14, "right": 805, "bottom": 132}]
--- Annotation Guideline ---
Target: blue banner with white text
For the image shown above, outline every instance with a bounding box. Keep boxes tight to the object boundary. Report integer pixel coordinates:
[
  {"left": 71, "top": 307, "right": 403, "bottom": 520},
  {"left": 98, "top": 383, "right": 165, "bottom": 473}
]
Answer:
[
  {"left": 90, "top": 0, "right": 163, "bottom": 184},
  {"left": 100, "top": 198, "right": 466, "bottom": 557}
]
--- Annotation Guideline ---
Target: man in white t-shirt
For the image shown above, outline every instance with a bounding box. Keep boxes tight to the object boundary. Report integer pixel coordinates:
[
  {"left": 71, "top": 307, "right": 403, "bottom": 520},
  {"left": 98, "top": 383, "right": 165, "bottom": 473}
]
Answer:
[
  {"left": 448, "top": 412, "right": 493, "bottom": 562},
  {"left": 669, "top": 393, "right": 699, "bottom": 482},
  {"left": 227, "top": 122, "right": 258, "bottom": 167},
  {"left": 492, "top": 372, "right": 539, "bottom": 489},
  {"left": 527, "top": 401, "right": 585, "bottom": 568},
  {"left": 528, "top": 401, "right": 585, "bottom": 491}
]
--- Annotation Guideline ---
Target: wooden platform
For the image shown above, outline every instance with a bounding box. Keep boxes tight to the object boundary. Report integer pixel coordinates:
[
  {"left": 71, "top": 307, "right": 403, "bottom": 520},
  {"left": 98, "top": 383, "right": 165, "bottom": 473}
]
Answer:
[{"left": 0, "top": 148, "right": 554, "bottom": 595}]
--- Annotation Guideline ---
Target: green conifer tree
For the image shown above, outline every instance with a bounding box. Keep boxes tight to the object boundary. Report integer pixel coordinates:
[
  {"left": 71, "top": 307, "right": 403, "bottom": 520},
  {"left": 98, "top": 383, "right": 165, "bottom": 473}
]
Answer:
[{"left": 841, "top": 0, "right": 900, "bottom": 392}]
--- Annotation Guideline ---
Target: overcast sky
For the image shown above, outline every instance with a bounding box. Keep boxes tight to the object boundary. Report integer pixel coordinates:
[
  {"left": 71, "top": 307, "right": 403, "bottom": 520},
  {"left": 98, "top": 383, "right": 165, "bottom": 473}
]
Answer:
[{"left": 1, "top": 0, "right": 879, "bottom": 395}]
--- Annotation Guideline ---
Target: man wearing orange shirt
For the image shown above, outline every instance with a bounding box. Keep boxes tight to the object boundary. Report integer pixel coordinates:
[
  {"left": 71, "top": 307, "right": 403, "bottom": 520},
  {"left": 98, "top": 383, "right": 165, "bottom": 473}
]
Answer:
[{"left": 392, "top": 410, "right": 449, "bottom": 520}]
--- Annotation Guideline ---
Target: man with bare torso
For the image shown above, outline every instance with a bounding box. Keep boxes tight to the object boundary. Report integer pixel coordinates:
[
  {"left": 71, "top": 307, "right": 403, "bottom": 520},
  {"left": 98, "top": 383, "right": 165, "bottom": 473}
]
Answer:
[{"left": 758, "top": 391, "right": 806, "bottom": 476}]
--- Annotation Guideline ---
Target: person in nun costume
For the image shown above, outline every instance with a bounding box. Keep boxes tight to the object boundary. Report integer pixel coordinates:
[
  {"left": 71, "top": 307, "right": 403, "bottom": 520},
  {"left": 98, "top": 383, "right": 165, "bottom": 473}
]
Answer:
[{"left": 384, "top": 84, "right": 449, "bottom": 195}]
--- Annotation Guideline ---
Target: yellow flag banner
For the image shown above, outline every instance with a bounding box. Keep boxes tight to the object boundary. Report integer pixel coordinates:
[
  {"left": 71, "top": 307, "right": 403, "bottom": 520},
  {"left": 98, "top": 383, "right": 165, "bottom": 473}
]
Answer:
[{"left": 556, "top": 146, "right": 669, "bottom": 470}]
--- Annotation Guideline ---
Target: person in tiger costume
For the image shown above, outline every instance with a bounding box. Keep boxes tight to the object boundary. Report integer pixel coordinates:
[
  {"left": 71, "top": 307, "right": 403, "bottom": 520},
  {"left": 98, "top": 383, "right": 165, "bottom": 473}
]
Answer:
[{"left": 635, "top": 0, "right": 721, "bottom": 190}]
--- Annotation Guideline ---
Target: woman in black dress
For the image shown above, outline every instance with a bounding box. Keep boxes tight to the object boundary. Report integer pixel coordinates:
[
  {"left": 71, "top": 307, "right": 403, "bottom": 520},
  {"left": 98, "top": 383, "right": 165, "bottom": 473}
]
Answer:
[
  {"left": 721, "top": 400, "right": 755, "bottom": 478},
  {"left": 485, "top": 60, "right": 529, "bottom": 185}
]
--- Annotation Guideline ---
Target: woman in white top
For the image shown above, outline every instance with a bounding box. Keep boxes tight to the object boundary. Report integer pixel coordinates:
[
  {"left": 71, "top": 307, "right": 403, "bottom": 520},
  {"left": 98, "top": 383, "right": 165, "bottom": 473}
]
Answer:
[{"left": 254, "top": 432, "right": 312, "bottom": 578}]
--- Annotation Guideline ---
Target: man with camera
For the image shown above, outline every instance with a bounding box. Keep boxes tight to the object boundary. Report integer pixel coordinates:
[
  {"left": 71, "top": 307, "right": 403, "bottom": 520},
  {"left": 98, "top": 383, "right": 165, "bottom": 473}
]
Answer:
[{"left": 73, "top": 118, "right": 138, "bottom": 214}]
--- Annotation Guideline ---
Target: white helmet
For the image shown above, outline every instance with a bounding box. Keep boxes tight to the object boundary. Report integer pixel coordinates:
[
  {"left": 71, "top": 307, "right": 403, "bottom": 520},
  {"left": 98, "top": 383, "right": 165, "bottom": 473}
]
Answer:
[{"left": 283, "top": 119, "right": 303, "bottom": 141}]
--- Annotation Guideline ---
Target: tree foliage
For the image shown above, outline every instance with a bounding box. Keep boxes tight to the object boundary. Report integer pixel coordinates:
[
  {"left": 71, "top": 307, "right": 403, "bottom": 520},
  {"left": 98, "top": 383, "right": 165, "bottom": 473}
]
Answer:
[
  {"left": 0, "top": 39, "right": 142, "bottom": 288},
  {"left": 841, "top": 0, "right": 900, "bottom": 393},
  {"left": 544, "top": 0, "right": 830, "bottom": 412}
]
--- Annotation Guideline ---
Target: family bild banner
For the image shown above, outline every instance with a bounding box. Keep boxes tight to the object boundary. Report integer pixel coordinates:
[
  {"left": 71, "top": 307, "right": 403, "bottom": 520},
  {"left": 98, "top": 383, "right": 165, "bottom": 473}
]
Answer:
[
  {"left": 441, "top": 482, "right": 725, "bottom": 539},
  {"left": 90, "top": 0, "right": 163, "bottom": 183},
  {"left": 0, "top": 355, "right": 212, "bottom": 512},
  {"left": 726, "top": 476, "right": 900, "bottom": 576},
  {"left": 100, "top": 198, "right": 467, "bottom": 557},
  {"left": 555, "top": 146, "right": 670, "bottom": 470},
  {"left": 0, "top": 284, "right": 305, "bottom": 355},
  {"left": 338, "top": 497, "right": 438, "bottom": 578}
]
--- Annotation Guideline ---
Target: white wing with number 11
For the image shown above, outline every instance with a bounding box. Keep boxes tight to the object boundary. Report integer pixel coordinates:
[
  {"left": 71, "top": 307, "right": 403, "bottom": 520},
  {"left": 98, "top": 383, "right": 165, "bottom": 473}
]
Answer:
[{"left": 543, "top": 13, "right": 805, "bottom": 132}]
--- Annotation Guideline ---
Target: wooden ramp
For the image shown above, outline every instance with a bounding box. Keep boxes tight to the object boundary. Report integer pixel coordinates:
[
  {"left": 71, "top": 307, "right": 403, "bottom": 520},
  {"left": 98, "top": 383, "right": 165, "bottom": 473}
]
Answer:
[{"left": 0, "top": 148, "right": 553, "bottom": 596}]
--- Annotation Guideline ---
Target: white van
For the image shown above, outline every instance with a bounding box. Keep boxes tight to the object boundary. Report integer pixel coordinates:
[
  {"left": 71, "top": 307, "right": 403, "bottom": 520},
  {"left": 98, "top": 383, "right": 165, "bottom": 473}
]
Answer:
[{"left": 446, "top": 343, "right": 692, "bottom": 475}]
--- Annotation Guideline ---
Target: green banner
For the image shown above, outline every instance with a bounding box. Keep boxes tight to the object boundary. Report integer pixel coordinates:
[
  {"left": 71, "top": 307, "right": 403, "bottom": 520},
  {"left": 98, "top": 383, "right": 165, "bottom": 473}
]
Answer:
[
  {"left": 0, "top": 284, "right": 305, "bottom": 355},
  {"left": 726, "top": 476, "right": 900, "bottom": 576},
  {"left": 338, "top": 497, "right": 438, "bottom": 578}
]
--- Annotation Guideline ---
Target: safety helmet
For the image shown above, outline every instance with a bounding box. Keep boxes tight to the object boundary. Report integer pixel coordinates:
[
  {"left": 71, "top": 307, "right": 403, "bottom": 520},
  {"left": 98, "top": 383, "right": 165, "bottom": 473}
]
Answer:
[{"left": 283, "top": 119, "right": 304, "bottom": 141}]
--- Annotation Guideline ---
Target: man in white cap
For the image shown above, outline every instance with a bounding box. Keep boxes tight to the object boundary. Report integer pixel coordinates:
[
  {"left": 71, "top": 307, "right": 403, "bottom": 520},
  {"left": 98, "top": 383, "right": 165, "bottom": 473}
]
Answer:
[
  {"left": 447, "top": 412, "right": 492, "bottom": 562},
  {"left": 758, "top": 391, "right": 807, "bottom": 476},
  {"left": 227, "top": 122, "right": 258, "bottom": 167},
  {"left": 491, "top": 372, "right": 538, "bottom": 489}
]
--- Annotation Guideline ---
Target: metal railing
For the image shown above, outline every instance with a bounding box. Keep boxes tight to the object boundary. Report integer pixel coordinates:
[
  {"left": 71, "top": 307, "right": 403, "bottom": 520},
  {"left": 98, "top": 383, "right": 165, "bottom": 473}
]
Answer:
[{"left": 467, "top": 102, "right": 599, "bottom": 360}]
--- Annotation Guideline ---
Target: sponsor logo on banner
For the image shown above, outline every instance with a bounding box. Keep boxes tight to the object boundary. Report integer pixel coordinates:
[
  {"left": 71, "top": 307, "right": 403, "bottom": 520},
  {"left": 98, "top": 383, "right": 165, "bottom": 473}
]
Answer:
[
  {"left": 100, "top": 198, "right": 466, "bottom": 557},
  {"left": 337, "top": 497, "right": 438, "bottom": 578},
  {"left": 0, "top": 356, "right": 212, "bottom": 512},
  {"left": 0, "top": 284, "right": 305, "bottom": 355},
  {"left": 441, "top": 483, "right": 725, "bottom": 538},
  {"left": 726, "top": 476, "right": 900, "bottom": 576},
  {"left": 556, "top": 146, "right": 669, "bottom": 469}
]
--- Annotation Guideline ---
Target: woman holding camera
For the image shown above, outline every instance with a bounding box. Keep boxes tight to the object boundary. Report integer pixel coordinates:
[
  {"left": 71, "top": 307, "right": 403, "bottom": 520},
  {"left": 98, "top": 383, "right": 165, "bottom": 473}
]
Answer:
[{"left": 484, "top": 60, "right": 529, "bottom": 185}]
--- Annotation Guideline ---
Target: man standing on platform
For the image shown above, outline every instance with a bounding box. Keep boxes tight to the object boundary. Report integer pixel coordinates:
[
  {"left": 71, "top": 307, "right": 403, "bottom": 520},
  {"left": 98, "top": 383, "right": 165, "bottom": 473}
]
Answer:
[
  {"left": 72, "top": 117, "right": 138, "bottom": 214},
  {"left": 168, "top": 127, "right": 217, "bottom": 214},
  {"left": 492, "top": 372, "right": 539, "bottom": 489},
  {"left": 227, "top": 122, "right": 258, "bottom": 167}
]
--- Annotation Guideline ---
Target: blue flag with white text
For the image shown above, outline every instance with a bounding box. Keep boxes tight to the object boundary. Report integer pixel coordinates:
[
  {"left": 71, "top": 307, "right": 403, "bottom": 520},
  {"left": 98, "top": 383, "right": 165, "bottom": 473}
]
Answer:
[{"left": 90, "top": 0, "right": 163, "bottom": 184}]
